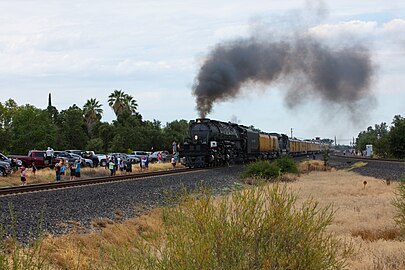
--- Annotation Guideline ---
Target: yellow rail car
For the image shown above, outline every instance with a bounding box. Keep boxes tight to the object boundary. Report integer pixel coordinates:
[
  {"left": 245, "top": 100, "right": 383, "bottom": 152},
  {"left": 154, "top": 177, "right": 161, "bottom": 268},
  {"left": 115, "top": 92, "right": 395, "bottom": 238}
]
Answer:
[{"left": 258, "top": 133, "right": 279, "bottom": 159}]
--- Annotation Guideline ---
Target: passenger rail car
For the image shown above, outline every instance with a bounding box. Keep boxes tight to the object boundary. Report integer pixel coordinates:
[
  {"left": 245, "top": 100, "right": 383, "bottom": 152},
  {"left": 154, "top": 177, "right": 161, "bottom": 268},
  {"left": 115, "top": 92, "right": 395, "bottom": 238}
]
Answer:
[{"left": 181, "top": 118, "right": 327, "bottom": 168}]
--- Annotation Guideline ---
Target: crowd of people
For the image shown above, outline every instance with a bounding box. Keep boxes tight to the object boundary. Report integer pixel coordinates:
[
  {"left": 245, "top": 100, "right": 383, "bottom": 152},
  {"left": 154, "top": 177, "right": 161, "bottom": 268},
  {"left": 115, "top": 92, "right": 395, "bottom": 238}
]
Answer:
[{"left": 16, "top": 145, "right": 181, "bottom": 186}]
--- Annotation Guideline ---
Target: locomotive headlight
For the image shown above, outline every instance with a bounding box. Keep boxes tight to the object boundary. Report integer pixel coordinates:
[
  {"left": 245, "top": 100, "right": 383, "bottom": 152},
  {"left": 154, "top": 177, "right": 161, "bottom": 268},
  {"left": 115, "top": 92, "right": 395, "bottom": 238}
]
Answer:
[{"left": 194, "top": 135, "right": 198, "bottom": 140}]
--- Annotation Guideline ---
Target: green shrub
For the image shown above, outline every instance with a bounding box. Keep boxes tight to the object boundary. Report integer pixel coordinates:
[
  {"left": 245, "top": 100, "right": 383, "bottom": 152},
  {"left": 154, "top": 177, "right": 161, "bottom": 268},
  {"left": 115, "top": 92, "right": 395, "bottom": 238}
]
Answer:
[
  {"left": 242, "top": 157, "right": 298, "bottom": 180},
  {"left": 393, "top": 177, "right": 405, "bottom": 237},
  {"left": 274, "top": 155, "right": 298, "bottom": 174},
  {"left": 104, "top": 185, "right": 353, "bottom": 270},
  {"left": 242, "top": 160, "right": 280, "bottom": 180}
]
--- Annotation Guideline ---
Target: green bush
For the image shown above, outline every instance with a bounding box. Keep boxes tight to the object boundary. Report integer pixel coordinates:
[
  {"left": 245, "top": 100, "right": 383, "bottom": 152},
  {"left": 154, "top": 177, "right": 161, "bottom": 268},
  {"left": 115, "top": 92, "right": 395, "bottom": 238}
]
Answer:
[
  {"left": 242, "top": 160, "right": 280, "bottom": 180},
  {"left": 102, "top": 185, "right": 353, "bottom": 270},
  {"left": 242, "top": 157, "right": 298, "bottom": 180},
  {"left": 393, "top": 178, "right": 405, "bottom": 237},
  {"left": 274, "top": 155, "right": 298, "bottom": 174}
]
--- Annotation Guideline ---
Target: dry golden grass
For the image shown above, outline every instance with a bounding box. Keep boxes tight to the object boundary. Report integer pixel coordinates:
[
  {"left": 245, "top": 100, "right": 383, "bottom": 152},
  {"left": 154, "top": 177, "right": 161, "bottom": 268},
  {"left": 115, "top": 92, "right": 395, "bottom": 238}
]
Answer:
[
  {"left": 10, "top": 163, "right": 405, "bottom": 269},
  {"left": 283, "top": 170, "right": 405, "bottom": 270},
  {"left": 39, "top": 209, "right": 163, "bottom": 270},
  {"left": 0, "top": 162, "right": 184, "bottom": 188}
]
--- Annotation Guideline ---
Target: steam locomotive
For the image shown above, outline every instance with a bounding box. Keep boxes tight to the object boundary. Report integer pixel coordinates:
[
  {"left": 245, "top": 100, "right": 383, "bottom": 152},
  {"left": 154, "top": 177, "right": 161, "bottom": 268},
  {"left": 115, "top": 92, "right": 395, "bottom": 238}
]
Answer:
[{"left": 181, "top": 118, "right": 327, "bottom": 168}]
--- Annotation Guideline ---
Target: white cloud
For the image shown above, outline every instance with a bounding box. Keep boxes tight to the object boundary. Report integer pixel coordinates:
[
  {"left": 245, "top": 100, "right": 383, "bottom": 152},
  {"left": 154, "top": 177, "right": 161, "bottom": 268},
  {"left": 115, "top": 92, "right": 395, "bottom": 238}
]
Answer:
[{"left": 0, "top": 0, "right": 405, "bottom": 141}]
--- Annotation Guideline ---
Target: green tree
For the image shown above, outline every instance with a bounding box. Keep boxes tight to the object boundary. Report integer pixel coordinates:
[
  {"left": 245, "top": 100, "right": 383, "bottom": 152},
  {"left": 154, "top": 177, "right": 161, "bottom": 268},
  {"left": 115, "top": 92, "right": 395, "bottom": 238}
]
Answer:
[
  {"left": 83, "top": 98, "right": 103, "bottom": 136},
  {"left": 9, "top": 105, "right": 57, "bottom": 154},
  {"left": 389, "top": 115, "right": 405, "bottom": 159},
  {"left": 108, "top": 90, "right": 138, "bottom": 117},
  {"left": 356, "top": 126, "right": 377, "bottom": 153},
  {"left": 56, "top": 105, "right": 89, "bottom": 150},
  {"left": 0, "top": 100, "right": 18, "bottom": 152},
  {"left": 97, "top": 123, "right": 115, "bottom": 153},
  {"left": 142, "top": 120, "right": 164, "bottom": 151},
  {"left": 162, "top": 120, "right": 189, "bottom": 150}
]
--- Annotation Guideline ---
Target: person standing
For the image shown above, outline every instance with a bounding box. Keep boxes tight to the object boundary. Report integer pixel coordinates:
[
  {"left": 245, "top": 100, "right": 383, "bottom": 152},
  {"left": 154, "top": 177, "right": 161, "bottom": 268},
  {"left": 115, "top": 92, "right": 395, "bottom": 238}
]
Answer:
[
  {"left": 108, "top": 159, "right": 115, "bottom": 176},
  {"left": 74, "top": 159, "right": 81, "bottom": 178},
  {"left": 32, "top": 162, "right": 37, "bottom": 178},
  {"left": 140, "top": 156, "right": 144, "bottom": 172},
  {"left": 20, "top": 166, "right": 27, "bottom": 185},
  {"left": 119, "top": 159, "right": 124, "bottom": 174},
  {"left": 157, "top": 152, "right": 162, "bottom": 163},
  {"left": 172, "top": 141, "right": 177, "bottom": 154},
  {"left": 60, "top": 161, "right": 66, "bottom": 180},
  {"left": 46, "top": 147, "right": 54, "bottom": 166},
  {"left": 171, "top": 155, "right": 176, "bottom": 169},
  {"left": 125, "top": 159, "right": 132, "bottom": 173},
  {"left": 69, "top": 162, "right": 76, "bottom": 180},
  {"left": 144, "top": 155, "right": 149, "bottom": 170},
  {"left": 55, "top": 162, "right": 61, "bottom": 182}
]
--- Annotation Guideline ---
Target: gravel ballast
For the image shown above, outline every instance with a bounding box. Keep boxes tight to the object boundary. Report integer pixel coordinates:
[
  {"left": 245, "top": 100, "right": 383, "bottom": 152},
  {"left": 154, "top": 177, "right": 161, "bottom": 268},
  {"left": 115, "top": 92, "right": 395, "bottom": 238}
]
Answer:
[
  {"left": 0, "top": 166, "right": 244, "bottom": 242},
  {"left": 329, "top": 155, "right": 405, "bottom": 180}
]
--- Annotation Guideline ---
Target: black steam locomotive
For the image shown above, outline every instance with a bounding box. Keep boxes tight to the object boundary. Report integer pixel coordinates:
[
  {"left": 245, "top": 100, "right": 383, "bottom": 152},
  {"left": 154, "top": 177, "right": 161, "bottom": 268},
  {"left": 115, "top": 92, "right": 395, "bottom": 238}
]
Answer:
[{"left": 180, "top": 118, "right": 325, "bottom": 168}]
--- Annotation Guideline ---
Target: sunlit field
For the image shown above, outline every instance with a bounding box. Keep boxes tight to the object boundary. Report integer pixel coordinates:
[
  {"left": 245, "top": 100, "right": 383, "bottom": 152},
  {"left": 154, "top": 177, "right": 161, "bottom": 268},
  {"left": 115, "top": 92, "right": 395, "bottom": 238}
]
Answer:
[
  {"left": 1, "top": 161, "right": 404, "bottom": 269},
  {"left": 0, "top": 162, "right": 184, "bottom": 188}
]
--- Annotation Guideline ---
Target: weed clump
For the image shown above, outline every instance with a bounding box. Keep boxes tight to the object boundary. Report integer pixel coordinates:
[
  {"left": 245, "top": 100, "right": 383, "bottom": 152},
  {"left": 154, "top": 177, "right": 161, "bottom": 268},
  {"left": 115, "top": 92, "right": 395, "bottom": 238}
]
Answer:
[
  {"left": 242, "top": 156, "right": 298, "bottom": 181},
  {"left": 0, "top": 206, "right": 46, "bottom": 269},
  {"left": 107, "top": 185, "right": 352, "bottom": 270},
  {"left": 393, "top": 177, "right": 405, "bottom": 238},
  {"left": 274, "top": 155, "right": 299, "bottom": 174}
]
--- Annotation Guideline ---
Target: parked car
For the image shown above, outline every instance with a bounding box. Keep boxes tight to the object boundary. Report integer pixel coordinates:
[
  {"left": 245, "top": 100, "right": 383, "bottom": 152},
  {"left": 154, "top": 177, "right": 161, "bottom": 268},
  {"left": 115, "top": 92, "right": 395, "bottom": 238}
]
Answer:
[
  {"left": 9, "top": 150, "right": 62, "bottom": 168},
  {"left": 0, "top": 160, "right": 12, "bottom": 177},
  {"left": 54, "top": 151, "right": 93, "bottom": 167},
  {"left": 65, "top": 150, "right": 99, "bottom": 167},
  {"left": 108, "top": 153, "right": 137, "bottom": 164},
  {"left": 149, "top": 151, "right": 172, "bottom": 163},
  {"left": 128, "top": 151, "right": 150, "bottom": 163},
  {"left": 84, "top": 151, "right": 108, "bottom": 167},
  {"left": 70, "top": 153, "right": 93, "bottom": 167},
  {"left": 0, "top": 152, "right": 22, "bottom": 169}
]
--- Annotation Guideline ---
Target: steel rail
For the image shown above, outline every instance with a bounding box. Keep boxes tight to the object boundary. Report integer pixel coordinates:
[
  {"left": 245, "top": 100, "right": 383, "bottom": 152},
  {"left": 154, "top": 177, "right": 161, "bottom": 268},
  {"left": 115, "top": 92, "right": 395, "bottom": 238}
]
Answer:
[{"left": 0, "top": 168, "right": 206, "bottom": 196}]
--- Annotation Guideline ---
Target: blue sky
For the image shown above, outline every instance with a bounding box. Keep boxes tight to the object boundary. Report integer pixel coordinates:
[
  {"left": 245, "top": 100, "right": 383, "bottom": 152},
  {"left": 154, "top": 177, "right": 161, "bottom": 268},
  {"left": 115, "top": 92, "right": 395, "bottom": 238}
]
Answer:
[{"left": 0, "top": 0, "right": 404, "bottom": 144}]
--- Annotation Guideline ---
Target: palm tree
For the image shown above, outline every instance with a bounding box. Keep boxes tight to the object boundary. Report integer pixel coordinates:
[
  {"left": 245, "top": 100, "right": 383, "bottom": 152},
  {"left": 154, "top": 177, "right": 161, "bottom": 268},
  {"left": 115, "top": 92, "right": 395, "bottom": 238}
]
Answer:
[
  {"left": 123, "top": 94, "right": 138, "bottom": 114},
  {"left": 83, "top": 98, "right": 103, "bottom": 135},
  {"left": 108, "top": 90, "right": 138, "bottom": 116}
]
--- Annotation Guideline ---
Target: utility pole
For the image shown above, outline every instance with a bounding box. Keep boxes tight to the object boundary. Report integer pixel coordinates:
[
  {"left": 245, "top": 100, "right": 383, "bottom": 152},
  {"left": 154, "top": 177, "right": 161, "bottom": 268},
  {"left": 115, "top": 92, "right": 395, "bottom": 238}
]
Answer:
[
  {"left": 291, "top": 128, "right": 293, "bottom": 139},
  {"left": 334, "top": 136, "right": 337, "bottom": 146}
]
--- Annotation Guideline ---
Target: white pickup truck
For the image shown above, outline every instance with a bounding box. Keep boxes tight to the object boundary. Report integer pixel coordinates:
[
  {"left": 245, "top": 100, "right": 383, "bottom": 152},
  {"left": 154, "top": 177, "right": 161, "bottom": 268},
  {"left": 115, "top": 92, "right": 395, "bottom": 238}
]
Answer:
[{"left": 86, "top": 151, "right": 108, "bottom": 167}]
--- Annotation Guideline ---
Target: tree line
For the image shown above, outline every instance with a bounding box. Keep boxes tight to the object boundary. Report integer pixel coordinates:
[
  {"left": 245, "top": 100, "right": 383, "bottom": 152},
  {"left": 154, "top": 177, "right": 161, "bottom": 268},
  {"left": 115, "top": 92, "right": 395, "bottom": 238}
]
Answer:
[
  {"left": 356, "top": 115, "right": 405, "bottom": 159},
  {"left": 0, "top": 90, "right": 189, "bottom": 155}
]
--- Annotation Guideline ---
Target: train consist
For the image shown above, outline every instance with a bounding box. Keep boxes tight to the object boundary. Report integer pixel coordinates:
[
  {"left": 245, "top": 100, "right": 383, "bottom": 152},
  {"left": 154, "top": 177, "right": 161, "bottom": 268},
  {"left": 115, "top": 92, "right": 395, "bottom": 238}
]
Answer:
[{"left": 181, "top": 118, "right": 328, "bottom": 168}]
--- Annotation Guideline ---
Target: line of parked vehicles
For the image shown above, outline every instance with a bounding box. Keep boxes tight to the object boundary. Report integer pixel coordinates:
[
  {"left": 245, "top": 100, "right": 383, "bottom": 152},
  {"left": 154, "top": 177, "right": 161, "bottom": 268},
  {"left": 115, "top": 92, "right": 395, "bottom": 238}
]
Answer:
[{"left": 0, "top": 149, "right": 174, "bottom": 177}]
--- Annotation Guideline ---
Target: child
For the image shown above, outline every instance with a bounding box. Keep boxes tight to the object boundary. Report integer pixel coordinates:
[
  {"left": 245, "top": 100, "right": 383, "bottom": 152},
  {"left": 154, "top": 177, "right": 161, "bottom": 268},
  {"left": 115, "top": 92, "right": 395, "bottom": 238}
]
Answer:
[
  {"left": 20, "top": 166, "right": 27, "bottom": 185},
  {"left": 69, "top": 162, "right": 76, "bottom": 180},
  {"left": 55, "top": 162, "right": 61, "bottom": 182},
  {"left": 109, "top": 160, "right": 115, "bottom": 176},
  {"left": 60, "top": 161, "right": 66, "bottom": 179},
  {"left": 171, "top": 156, "right": 176, "bottom": 169},
  {"left": 32, "top": 162, "right": 37, "bottom": 178}
]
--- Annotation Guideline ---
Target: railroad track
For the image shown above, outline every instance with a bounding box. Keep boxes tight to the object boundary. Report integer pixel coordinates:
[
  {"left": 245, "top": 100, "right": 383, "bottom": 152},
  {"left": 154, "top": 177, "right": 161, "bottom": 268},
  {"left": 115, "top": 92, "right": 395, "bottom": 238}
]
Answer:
[
  {"left": 0, "top": 168, "right": 206, "bottom": 196},
  {"left": 331, "top": 154, "right": 405, "bottom": 164}
]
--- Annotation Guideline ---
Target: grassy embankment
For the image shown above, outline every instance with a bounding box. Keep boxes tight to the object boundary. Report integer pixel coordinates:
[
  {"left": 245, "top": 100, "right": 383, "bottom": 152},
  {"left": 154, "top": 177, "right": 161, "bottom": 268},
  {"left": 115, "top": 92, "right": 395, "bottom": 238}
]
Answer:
[{"left": 0, "top": 159, "right": 404, "bottom": 269}]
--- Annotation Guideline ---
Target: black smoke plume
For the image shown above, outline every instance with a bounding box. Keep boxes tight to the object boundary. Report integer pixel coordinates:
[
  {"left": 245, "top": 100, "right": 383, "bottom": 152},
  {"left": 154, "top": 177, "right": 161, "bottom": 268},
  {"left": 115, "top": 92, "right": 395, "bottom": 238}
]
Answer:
[{"left": 193, "top": 35, "right": 375, "bottom": 118}]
